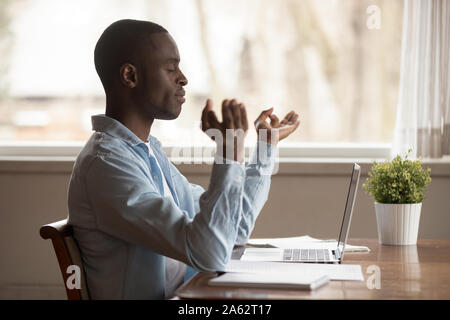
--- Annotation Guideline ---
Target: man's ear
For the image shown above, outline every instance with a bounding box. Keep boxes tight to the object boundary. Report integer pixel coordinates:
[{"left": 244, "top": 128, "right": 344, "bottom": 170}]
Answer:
[{"left": 120, "top": 63, "right": 138, "bottom": 88}]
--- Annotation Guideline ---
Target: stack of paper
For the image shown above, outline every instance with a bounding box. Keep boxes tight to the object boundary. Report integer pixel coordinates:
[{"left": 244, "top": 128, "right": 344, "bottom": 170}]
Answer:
[
  {"left": 209, "top": 236, "right": 367, "bottom": 290},
  {"left": 209, "top": 272, "right": 331, "bottom": 290},
  {"left": 247, "top": 235, "right": 370, "bottom": 252}
]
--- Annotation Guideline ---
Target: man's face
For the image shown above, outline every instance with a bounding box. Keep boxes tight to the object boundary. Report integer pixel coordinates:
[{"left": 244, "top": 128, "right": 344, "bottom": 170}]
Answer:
[{"left": 136, "top": 32, "right": 188, "bottom": 120}]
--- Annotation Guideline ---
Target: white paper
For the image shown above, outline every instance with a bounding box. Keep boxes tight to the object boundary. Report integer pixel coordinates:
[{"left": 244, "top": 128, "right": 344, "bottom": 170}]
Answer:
[
  {"left": 209, "top": 272, "right": 330, "bottom": 290},
  {"left": 222, "top": 260, "right": 364, "bottom": 281},
  {"left": 247, "top": 235, "right": 370, "bottom": 252}
]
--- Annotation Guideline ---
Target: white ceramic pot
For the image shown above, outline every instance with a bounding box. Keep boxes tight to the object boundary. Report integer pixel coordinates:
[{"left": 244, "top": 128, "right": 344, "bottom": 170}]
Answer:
[{"left": 374, "top": 202, "right": 422, "bottom": 245}]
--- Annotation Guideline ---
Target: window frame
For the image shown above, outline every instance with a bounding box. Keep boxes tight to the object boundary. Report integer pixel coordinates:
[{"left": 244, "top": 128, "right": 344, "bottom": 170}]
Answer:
[{"left": 0, "top": 141, "right": 391, "bottom": 160}]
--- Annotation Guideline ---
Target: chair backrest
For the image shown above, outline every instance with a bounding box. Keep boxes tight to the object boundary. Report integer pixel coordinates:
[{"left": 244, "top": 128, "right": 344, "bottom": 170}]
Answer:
[{"left": 40, "top": 219, "right": 90, "bottom": 300}]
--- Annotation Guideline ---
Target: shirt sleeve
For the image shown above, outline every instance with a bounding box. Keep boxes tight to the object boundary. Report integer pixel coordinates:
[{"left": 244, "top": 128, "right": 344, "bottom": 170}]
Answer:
[
  {"left": 188, "top": 155, "right": 245, "bottom": 213},
  {"left": 84, "top": 154, "right": 245, "bottom": 272},
  {"left": 186, "top": 141, "right": 277, "bottom": 246},
  {"left": 185, "top": 142, "right": 277, "bottom": 246},
  {"left": 189, "top": 183, "right": 205, "bottom": 214},
  {"left": 234, "top": 140, "right": 277, "bottom": 245}
]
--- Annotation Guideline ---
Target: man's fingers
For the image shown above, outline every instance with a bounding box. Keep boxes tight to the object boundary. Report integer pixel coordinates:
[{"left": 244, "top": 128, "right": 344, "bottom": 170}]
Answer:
[
  {"left": 261, "top": 107, "right": 274, "bottom": 120},
  {"left": 239, "top": 103, "right": 248, "bottom": 131},
  {"left": 205, "top": 111, "right": 221, "bottom": 141},
  {"left": 278, "top": 117, "right": 300, "bottom": 138},
  {"left": 207, "top": 110, "right": 221, "bottom": 128},
  {"left": 222, "top": 99, "right": 234, "bottom": 129},
  {"left": 280, "top": 111, "right": 295, "bottom": 125},
  {"left": 254, "top": 107, "right": 274, "bottom": 125},
  {"left": 270, "top": 114, "right": 280, "bottom": 127},
  {"left": 288, "top": 110, "right": 297, "bottom": 122},
  {"left": 201, "top": 99, "right": 213, "bottom": 131},
  {"left": 230, "top": 100, "right": 242, "bottom": 129}
]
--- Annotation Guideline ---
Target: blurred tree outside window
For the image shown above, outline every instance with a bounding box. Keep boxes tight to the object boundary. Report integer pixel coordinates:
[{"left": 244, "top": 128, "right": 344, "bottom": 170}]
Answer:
[{"left": 0, "top": 0, "right": 403, "bottom": 146}]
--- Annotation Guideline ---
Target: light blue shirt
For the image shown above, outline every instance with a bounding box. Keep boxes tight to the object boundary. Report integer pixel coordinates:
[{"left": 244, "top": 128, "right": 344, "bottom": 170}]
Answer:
[{"left": 67, "top": 114, "right": 276, "bottom": 299}]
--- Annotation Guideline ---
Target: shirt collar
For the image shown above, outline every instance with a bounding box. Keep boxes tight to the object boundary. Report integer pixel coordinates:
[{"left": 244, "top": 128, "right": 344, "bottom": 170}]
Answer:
[{"left": 91, "top": 114, "right": 162, "bottom": 149}]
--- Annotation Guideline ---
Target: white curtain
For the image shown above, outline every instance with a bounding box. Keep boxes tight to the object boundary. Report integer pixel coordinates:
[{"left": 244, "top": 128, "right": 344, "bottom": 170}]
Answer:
[{"left": 392, "top": 0, "right": 450, "bottom": 159}]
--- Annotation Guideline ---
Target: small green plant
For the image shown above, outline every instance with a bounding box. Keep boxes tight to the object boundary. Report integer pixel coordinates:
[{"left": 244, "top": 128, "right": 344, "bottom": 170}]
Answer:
[{"left": 363, "top": 150, "right": 431, "bottom": 204}]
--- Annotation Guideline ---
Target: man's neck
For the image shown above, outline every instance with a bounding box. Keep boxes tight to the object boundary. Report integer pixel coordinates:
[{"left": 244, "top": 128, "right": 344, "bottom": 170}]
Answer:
[{"left": 105, "top": 101, "right": 154, "bottom": 143}]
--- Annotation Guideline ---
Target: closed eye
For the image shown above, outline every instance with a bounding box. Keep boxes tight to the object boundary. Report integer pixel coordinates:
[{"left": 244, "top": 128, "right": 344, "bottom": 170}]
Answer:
[{"left": 166, "top": 59, "right": 179, "bottom": 72}]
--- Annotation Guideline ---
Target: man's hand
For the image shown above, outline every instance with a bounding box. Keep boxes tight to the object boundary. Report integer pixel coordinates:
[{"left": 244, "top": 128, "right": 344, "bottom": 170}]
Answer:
[
  {"left": 254, "top": 108, "right": 300, "bottom": 146},
  {"left": 201, "top": 98, "right": 249, "bottom": 163}
]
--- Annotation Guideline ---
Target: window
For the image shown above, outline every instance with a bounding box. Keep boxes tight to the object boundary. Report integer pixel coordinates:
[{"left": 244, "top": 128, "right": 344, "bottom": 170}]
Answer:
[{"left": 0, "top": 0, "right": 403, "bottom": 150}]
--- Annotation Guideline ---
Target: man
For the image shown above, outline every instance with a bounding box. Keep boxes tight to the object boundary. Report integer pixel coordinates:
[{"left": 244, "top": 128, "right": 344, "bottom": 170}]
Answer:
[{"left": 68, "top": 19, "right": 299, "bottom": 299}]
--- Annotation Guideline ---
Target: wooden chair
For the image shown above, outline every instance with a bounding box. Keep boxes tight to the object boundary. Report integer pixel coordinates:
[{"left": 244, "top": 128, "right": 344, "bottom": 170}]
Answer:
[{"left": 40, "top": 219, "right": 90, "bottom": 300}]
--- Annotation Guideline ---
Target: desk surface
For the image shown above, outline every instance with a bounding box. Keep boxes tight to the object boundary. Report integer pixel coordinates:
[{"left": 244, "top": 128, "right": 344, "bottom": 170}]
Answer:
[{"left": 175, "top": 238, "right": 450, "bottom": 300}]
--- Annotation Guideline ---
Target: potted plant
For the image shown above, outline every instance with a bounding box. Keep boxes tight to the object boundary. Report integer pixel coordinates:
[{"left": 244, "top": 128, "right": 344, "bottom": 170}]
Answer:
[{"left": 363, "top": 151, "right": 431, "bottom": 245}]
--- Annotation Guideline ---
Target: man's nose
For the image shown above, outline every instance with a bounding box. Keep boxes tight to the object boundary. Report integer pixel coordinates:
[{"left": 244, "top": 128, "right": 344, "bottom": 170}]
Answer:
[{"left": 177, "top": 71, "right": 188, "bottom": 86}]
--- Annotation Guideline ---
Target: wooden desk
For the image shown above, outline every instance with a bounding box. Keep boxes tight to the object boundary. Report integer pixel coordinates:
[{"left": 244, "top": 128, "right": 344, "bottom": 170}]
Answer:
[{"left": 175, "top": 238, "right": 450, "bottom": 299}]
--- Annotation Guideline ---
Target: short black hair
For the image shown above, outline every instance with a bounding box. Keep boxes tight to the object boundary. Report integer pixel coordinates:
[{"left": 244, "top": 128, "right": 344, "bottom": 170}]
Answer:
[{"left": 94, "top": 19, "right": 168, "bottom": 92}]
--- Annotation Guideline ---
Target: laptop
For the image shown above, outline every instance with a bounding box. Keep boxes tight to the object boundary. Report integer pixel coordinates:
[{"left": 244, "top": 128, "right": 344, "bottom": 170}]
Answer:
[{"left": 242, "top": 163, "right": 361, "bottom": 264}]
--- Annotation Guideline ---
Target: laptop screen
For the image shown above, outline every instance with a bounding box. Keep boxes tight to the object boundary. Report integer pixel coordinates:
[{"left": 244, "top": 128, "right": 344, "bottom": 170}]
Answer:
[{"left": 336, "top": 163, "right": 361, "bottom": 256}]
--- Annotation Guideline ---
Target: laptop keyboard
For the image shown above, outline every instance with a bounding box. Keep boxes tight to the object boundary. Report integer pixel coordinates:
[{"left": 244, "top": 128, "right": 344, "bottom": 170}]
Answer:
[{"left": 283, "top": 248, "right": 332, "bottom": 262}]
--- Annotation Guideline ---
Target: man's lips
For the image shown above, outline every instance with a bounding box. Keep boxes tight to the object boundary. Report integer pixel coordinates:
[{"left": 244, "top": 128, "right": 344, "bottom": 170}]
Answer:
[
  {"left": 176, "top": 96, "right": 186, "bottom": 103},
  {"left": 175, "top": 90, "right": 186, "bottom": 103}
]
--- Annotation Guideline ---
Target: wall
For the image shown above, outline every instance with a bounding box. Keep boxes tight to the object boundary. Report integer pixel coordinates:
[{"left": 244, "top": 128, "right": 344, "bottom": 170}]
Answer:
[{"left": 0, "top": 159, "right": 449, "bottom": 299}]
